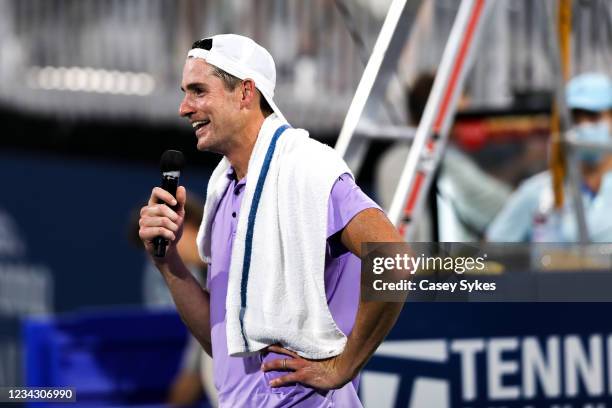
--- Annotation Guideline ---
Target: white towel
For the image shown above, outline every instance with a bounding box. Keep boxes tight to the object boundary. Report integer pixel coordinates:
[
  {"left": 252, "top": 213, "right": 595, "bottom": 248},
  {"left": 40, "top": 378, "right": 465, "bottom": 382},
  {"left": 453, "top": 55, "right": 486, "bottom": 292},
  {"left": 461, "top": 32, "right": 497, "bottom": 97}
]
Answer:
[{"left": 197, "top": 114, "right": 352, "bottom": 359}]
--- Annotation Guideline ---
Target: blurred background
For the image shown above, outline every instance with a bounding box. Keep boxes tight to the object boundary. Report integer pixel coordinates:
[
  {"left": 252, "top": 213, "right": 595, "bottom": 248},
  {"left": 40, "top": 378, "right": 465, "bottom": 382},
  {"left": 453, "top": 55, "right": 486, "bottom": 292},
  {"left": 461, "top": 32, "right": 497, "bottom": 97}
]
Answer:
[{"left": 1, "top": 0, "right": 612, "bottom": 407}]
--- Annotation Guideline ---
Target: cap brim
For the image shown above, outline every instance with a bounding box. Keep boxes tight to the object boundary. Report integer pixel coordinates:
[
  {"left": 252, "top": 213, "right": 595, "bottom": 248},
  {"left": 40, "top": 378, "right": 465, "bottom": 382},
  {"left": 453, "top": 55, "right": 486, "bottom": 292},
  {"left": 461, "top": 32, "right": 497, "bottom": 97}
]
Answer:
[
  {"left": 260, "top": 89, "right": 288, "bottom": 124},
  {"left": 567, "top": 96, "right": 609, "bottom": 112}
]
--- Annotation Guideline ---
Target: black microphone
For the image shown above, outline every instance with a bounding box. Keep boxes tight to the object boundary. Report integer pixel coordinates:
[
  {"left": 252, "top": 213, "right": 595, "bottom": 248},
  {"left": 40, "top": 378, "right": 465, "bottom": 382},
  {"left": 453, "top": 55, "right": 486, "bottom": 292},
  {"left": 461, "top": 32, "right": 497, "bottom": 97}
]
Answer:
[{"left": 153, "top": 150, "right": 185, "bottom": 258}]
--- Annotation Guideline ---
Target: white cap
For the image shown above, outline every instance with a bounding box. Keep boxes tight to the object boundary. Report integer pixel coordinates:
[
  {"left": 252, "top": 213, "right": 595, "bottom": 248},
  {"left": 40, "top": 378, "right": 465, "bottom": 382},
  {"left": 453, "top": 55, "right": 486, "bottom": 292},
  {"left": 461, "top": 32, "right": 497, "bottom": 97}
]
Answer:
[
  {"left": 187, "top": 34, "right": 287, "bottom": 123},
  {"left": 566, "top": 72, "right": 612, "bottom": 112}
]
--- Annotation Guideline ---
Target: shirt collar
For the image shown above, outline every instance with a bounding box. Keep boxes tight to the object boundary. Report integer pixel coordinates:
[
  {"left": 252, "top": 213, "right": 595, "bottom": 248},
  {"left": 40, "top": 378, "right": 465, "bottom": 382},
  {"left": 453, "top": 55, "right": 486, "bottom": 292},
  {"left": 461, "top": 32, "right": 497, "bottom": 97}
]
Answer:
[
  {"left": 226, "top": 166, "right": 247, "bottom": 188},
  {"left": 226, "top": 166, "right": 236, "bottom": 180}
]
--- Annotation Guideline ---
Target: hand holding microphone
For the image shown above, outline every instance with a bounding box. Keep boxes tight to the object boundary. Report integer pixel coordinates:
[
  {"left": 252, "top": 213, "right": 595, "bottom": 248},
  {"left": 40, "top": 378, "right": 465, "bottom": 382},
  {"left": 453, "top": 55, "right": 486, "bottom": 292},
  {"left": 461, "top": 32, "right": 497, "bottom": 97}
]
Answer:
[{"left": 139, "top": 150, "right": 186, "bottom": 260}]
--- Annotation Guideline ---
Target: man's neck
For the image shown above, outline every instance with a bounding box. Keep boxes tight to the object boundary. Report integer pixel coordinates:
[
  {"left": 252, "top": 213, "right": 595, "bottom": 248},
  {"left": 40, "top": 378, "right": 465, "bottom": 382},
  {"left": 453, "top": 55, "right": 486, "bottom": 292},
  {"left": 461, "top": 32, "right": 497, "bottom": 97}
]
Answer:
[{"left": 226, "top": 113, "right": 267, "bottom": 180}]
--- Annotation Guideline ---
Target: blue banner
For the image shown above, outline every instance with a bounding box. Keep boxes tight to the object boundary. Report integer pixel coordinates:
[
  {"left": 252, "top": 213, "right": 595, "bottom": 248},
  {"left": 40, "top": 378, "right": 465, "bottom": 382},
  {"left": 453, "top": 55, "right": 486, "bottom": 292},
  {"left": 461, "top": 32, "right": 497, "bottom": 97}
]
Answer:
[
  {"left": 0, "top": 150, "right": 212, "bottom": 387},
  {"left": 362, "top": 303, "right": 612, "bottom": 408}
]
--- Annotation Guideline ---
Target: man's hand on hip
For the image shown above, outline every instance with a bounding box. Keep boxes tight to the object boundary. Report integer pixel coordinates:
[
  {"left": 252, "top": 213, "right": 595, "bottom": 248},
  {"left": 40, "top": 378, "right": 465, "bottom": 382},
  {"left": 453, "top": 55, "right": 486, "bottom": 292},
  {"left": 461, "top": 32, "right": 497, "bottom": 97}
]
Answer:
[{"left": 261, "top": 344, "right": 353, "bottom": 390}]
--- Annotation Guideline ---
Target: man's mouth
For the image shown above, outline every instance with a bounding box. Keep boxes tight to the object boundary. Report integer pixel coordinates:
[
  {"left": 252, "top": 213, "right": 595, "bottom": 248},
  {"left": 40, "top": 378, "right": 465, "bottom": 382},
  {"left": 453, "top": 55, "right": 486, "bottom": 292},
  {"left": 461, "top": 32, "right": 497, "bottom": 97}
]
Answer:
[{"left": 192, "top": 119, "right": 211, "bottom": 132}]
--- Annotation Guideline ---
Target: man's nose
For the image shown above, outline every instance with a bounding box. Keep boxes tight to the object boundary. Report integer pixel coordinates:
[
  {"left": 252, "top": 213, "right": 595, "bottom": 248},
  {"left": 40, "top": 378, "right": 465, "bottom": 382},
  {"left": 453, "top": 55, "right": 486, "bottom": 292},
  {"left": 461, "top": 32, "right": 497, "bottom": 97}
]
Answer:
[{"left": 179, "top": 96, "right": 194, "bottom": 118}]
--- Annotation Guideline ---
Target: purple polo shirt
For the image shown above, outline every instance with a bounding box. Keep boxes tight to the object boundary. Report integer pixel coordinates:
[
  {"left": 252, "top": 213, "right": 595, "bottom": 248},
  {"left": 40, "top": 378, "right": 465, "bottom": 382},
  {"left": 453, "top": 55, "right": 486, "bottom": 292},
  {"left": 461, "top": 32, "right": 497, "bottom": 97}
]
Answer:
[{"left": 206, "top": 168, "right": 378, "bottom": 407}]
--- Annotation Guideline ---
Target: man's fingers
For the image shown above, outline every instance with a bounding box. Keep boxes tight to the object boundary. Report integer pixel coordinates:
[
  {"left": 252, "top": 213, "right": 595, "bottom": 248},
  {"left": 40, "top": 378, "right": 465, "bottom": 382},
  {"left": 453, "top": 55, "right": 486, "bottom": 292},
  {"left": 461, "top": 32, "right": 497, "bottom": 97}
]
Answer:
[
  {"left": 139, "top": 226, "right": 176, "bottom": 241},
  {"left": 139, "top": 217, "right": 179, "bottom": 232},
  {"left": 261, "top": 357, "right": 303, "bottom": 372},
  {"left": 268, "top": 372, "right": 301, "bottom": 388},
  {"left": 175, "top": 186, "right": 187, "bottom": 215},
  {"left": 140, "top": 204, "right": 179, "bottom": 222},
  {"left": 266, "top": 345, "right": 300, "bottom": 359},
  {"left": 148, "top": 187, "right": 178, "bottom": 207},
  {"left": 138, "top": 186, "right": 184, "bottom": 250}
]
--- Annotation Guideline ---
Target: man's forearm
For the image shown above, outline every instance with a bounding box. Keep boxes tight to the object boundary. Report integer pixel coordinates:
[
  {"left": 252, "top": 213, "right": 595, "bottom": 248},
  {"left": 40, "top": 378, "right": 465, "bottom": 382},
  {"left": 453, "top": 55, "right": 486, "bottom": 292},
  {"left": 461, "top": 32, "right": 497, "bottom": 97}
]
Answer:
[
  {"left": 339, "top": 299, "right": 403, "bottom": 378},
  {"left": 339, "top": 208, "right": 407, "bottom": 379},
  {"left": 156, "top": 253, "right": 213, "bottom": 356}
]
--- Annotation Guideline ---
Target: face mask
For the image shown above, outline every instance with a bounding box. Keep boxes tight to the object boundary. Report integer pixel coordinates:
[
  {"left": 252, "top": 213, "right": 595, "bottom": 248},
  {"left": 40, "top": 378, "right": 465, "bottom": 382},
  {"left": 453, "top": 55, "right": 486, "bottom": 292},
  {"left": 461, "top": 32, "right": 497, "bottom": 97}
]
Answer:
[{"left": 574, "top": 121, "right": 610, "bottom": 164}]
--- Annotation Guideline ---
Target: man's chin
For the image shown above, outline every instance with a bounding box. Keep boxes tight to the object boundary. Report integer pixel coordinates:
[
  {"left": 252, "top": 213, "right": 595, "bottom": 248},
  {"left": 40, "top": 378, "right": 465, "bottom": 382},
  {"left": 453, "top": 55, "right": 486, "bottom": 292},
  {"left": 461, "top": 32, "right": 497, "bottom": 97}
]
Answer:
[
  {"left": 196, "top": 135, "right": 212, "bottom": 151},
  {"left": 196, "top": 138, "right": 222, "bottom": 154}
]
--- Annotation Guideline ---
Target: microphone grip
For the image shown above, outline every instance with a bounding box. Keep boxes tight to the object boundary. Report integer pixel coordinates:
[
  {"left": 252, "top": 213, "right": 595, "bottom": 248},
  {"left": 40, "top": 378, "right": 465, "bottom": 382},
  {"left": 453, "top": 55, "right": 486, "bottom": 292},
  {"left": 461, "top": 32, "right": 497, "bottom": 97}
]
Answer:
[{"left": 153, "top": 175, "right": 179, "bottom": 258}]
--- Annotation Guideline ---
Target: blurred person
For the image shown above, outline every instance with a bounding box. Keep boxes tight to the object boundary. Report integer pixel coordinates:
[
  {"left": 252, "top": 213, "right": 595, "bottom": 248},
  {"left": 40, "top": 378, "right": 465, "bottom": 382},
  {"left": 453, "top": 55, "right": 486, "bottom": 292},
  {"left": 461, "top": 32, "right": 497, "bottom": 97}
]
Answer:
[
  {"left": 138, "top": 34, "right": 405, "bottom": 407},
  {"left": 167, "top": 337, "right": 217, "bottom": 408},
  {"left": 487, "top": 73, "right": 612, "bottom": 242},
  {"left": 376, "top": 72, "right": 511, "bottom": 241},
  {"left": 130, "top": 192, "right": 218, "bottom": 407}
]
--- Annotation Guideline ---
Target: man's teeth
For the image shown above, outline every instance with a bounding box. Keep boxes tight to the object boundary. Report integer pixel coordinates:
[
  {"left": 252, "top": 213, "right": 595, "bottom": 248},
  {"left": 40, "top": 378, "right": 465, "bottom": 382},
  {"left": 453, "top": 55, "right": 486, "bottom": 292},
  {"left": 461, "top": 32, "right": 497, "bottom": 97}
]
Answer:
[{"left": 192, "top": 119, "right": 210, "bottom": 129}]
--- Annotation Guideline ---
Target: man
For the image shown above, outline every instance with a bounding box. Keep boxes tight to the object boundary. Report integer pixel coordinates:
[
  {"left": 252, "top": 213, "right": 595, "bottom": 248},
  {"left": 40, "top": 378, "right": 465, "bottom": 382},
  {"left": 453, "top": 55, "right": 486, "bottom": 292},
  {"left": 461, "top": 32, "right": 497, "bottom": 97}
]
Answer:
[
  {"left": 139, "top": 34, "right": 404, "bottom": 407},
  {"left": 376, "top": 72, "right": 510, "bottom": 241},
  {"left": 487, "top": 72, "right": 612, "bottom": 242}
]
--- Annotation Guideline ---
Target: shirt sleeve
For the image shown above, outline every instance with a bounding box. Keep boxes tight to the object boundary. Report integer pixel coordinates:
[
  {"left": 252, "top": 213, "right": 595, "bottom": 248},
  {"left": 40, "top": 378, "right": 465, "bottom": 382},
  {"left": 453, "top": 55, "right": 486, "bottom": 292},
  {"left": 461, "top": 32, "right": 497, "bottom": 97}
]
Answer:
[{"left": 327, "top": 173, "right": 381, "bottom": 257}]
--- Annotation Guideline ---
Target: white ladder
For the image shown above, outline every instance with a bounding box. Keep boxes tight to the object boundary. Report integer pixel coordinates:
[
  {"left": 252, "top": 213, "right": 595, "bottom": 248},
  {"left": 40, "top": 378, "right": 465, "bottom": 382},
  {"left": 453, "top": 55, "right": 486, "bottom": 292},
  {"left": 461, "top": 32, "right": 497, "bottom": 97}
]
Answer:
[
  {"left": 335, "top": 0, "right": 492, "bottom": 237},
  {"left": 334, "top": 0, "right": 593, "bottom": 242}
]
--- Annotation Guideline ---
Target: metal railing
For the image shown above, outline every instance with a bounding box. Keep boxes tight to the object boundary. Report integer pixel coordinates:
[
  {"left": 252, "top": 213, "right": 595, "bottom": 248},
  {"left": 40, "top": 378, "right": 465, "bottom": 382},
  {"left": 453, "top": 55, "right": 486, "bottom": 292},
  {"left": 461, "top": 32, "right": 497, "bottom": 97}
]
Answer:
[{"left": 0, "top": 0, "right": 612, "bottom": 132}]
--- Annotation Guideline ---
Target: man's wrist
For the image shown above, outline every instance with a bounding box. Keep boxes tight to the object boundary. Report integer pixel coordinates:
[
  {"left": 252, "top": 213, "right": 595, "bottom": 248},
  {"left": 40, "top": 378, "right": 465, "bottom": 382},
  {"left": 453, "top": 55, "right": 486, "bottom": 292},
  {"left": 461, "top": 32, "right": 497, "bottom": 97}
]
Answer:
[
  {"left": 152, "top": 247, "right": 182, "bottom": 271},
  {"left": 334, "top": 350, "right": 360, "bottom": 382}
]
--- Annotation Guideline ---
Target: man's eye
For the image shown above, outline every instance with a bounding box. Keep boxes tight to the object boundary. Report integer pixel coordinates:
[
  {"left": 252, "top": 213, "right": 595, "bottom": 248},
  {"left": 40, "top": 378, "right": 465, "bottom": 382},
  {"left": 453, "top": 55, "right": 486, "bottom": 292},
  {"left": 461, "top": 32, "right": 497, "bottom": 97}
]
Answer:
[{"left": 188, "top": 88, "right": 204, "bottom": 97}]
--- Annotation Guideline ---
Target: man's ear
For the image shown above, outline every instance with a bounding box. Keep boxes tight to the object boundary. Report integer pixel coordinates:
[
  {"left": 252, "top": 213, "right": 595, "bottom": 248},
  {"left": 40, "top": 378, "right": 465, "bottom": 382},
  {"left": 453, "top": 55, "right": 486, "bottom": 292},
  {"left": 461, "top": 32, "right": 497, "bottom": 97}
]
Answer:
[{"left": 240, "top": 79, "right": 257, "bottom": 109}]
